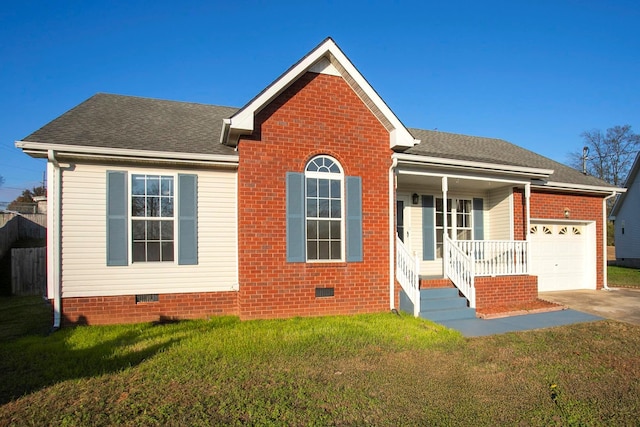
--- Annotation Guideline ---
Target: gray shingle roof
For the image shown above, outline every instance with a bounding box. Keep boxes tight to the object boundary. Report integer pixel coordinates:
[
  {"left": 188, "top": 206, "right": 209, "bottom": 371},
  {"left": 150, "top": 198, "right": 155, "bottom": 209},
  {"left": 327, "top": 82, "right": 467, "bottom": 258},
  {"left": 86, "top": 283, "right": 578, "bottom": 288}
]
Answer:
[
  {"left": 22, "top": 93, "right": 239, "bottom": 156},
  {"left": 406, "top": 129, "right": 615, "bottom": 188},
  {"left": 21, "top": 93, "right": 616, "bottom": 189}
]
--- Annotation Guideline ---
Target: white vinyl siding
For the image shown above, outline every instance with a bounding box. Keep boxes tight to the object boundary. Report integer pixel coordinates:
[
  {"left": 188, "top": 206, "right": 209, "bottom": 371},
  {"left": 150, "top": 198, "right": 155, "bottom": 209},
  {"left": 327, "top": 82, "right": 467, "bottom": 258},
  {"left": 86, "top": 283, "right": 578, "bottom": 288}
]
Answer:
[
  {"left": 615, "top": 172, "right": 640, "bottom": 259},
  {"left": 60, "top": 163, "right": 238, "bottom": 297},
  {"left": 486, "top": 187, "right": 512, "bottom": 240}
]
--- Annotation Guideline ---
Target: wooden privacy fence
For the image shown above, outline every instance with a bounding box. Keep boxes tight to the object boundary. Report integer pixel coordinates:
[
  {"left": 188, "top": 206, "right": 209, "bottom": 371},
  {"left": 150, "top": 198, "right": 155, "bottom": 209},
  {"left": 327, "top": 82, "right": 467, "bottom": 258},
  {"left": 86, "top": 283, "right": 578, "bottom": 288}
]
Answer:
[
  {"left": 0, "top": 213, "right": 46, "bottom": 259},
  {"left": 11, "top": 247, "right": 46, "bottom": 296},
  {"left": 0, "top": 217, "right": 19, "bottom": 260}
]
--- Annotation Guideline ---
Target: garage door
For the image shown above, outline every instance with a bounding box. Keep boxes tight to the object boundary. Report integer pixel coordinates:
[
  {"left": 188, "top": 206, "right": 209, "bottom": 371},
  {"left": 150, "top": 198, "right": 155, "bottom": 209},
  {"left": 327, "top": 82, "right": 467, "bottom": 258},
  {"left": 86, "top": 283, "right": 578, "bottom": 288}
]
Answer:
[{"left": 530, "top": 222, "right": 592, "bottom": 292}]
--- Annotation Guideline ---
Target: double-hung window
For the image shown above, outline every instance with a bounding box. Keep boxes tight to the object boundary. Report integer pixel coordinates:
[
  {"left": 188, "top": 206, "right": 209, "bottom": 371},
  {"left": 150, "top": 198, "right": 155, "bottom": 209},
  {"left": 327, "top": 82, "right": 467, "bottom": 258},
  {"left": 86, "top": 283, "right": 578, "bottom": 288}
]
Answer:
[
  {"left": 286, "top": 156, "right": 362, "bottom": 263},
  {"left": 106, "top": 171, "right": 198, "bottom": 266},
  {"left": 131, "top": 174, "right": 175, "bottom": 262},
  {"left": 305, "top": 156, "right": 344, "bottom": 261}
]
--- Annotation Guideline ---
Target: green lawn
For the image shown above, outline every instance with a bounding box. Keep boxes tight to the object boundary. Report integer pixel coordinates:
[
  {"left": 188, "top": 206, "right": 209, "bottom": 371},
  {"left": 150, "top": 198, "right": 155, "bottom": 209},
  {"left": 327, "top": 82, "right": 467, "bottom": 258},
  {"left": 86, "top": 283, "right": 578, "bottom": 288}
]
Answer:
[
  {"left": 1, "top": 300, "right": 639, "bottom": 426},
  {"left": 608, "top": 265, "right": 640, "bottom": 288},
  {"left": 0, "top": 296, "right": 51, "bottom": 340}
]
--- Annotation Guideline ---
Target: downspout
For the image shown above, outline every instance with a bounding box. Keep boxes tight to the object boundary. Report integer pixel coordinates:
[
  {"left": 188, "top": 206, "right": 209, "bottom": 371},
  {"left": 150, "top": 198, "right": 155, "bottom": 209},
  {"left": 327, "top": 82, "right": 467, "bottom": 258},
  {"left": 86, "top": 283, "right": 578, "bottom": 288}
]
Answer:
[
  {"left": 47, "top": 150, "right": 62, "bottom": 330},
  {"left": 602, "top": 191, "right": 618, "bottom": 291},
  {"left": 389, "top": 157, "right": 398, "bottom": 310}
]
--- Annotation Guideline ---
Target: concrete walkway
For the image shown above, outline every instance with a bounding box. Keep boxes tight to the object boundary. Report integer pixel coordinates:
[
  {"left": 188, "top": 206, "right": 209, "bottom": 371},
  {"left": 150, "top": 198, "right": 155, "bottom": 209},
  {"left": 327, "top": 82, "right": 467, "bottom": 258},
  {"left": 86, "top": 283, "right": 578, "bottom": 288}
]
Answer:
[
  {"left": 540, "top": 288, "right": 640, "bottom": 326},
  {"left": 438, "top": 309, "right": 602, "bottom": 337}
]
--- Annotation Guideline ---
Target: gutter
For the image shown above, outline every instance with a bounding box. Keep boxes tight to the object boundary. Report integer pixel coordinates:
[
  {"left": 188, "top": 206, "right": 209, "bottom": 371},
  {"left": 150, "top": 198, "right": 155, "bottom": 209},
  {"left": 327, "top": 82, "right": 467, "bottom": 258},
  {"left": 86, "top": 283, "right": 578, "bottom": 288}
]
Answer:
[
  {"left": 532, "top": 181, "right": 626, "bottom": 195},
  {"left": 393, "top": 152, "right": 554, "bottom": 179},
  {"left": 47, "top": 150, "right": 62, "bottom": 330},
  {"left": 16, "top": 141, "right": 239, "bottom": 166},
  {"left": 603, "top": 191, "right": 618, "bottom": 291}
]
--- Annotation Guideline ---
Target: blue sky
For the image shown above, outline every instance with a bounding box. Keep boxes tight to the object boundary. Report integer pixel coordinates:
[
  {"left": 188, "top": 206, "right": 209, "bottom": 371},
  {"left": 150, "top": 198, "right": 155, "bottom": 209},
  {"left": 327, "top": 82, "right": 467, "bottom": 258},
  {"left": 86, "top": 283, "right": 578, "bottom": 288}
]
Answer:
[{"left": 1, "top": 0, "right": 639, "bottom": 202}]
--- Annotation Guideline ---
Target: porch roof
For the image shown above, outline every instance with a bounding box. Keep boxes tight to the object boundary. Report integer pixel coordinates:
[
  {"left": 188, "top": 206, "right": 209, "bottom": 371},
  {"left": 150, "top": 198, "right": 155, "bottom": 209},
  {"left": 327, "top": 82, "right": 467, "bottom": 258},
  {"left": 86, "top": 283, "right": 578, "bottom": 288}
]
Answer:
[{"left": 405, "top": 129, "right": 616, "bottom": 189}]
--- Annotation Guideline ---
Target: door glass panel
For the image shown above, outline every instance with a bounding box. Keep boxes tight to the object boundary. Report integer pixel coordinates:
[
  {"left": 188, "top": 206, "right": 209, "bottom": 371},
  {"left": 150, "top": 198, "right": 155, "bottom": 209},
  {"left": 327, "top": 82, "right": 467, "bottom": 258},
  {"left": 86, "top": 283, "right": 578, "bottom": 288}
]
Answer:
[{"left": 396, "top": 200, "right": 404, "bottom": 242}]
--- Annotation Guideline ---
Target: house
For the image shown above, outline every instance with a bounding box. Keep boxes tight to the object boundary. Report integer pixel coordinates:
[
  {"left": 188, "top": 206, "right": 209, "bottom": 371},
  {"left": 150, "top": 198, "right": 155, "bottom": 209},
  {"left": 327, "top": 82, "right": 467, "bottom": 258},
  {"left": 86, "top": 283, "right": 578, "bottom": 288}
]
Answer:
[
  {"left": 16, "top": 38, "right": 620, "bottom": 327},
  {"left": 610, "top": 152, "right": 640, "bottom": 267}
]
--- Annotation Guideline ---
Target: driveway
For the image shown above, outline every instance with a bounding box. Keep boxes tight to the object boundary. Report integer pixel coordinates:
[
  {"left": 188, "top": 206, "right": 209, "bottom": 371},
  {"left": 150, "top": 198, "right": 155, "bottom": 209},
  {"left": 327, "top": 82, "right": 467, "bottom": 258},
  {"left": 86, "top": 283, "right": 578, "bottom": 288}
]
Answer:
[{"left": 539, "top": 288, "right": 640, "bottom": 326}]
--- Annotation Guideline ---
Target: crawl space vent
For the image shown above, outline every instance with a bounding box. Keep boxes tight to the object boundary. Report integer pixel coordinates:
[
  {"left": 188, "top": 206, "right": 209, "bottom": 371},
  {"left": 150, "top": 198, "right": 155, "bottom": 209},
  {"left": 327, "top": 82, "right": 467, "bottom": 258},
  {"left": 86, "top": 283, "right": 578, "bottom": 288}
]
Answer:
[{"left": 315, "top": 287, "right": 334, "bottom": 298}]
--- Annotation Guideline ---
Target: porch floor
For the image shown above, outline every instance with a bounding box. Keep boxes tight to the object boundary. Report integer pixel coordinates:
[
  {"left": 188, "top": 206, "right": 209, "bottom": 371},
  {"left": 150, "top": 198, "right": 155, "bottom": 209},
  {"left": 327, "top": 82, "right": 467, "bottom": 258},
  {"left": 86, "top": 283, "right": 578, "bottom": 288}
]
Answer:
[{"left": 436, "top": 309, "right": 602, "bottom": 337}]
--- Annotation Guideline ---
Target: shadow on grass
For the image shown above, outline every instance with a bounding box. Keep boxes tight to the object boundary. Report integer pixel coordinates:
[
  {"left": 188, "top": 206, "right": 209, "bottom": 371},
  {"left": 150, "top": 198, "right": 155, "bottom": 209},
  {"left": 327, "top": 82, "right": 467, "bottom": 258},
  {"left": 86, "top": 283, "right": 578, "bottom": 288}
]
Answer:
[{"left": 0, "top": 321, "right": 188, "bottom": 405}]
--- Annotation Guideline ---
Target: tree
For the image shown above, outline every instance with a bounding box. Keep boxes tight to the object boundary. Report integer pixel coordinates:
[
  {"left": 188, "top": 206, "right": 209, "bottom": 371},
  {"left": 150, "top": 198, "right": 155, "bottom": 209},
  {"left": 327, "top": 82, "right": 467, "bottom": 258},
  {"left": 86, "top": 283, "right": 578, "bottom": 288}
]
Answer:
[
  {"left": 7, "top": 186, "right": 46, "bottom": 213},
  {"left": 569, "top": 125, "right": 640, "bottom": 246},
  {"left": 569, "top": 125, "right": 640, "bottom": 187}
]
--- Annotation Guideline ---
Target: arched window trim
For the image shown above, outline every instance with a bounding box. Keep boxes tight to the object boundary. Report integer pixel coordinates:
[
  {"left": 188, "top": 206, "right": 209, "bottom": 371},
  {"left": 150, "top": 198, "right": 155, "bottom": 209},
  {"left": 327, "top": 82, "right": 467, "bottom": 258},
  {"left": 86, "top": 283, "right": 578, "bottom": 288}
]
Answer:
[{"left": 304, "top": 155, "right": 345, "bottom": 262}]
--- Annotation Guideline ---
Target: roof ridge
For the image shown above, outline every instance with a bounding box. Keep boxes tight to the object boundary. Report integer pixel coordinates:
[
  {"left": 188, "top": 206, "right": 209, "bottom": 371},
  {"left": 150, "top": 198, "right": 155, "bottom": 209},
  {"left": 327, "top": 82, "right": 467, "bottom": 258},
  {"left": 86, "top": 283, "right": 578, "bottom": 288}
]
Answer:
[
  {"left": 408, "top": 127, "right": 507, "bottom": 142},
  {"left": 91, "top": 92, "right": 240, "bottom": 110}
]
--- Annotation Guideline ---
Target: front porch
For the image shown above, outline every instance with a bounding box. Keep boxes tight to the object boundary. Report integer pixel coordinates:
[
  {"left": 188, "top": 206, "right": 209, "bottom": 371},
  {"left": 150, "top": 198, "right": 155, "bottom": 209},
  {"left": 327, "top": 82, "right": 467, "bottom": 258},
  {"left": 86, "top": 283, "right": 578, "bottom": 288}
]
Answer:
[
  {"left": 397, "top": 236, "right": 542, "bottom": 319},
  {"left": 393, "top": 156, "right": 550, "bottom": 318}
]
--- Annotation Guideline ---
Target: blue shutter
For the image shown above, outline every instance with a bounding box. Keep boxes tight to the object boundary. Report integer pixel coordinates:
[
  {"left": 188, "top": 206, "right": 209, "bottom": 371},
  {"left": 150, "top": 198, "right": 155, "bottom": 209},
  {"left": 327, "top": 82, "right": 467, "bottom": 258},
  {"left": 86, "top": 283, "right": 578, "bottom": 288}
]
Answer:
[
  {"left": 106, "top": 171, "right": 128, "bottom": 266},
  {"left": 346, "top": 176, "right": 363, "bottom": 262},
  {"left": 422, "top": 195, "right": 435, "bottom": 261},
  {"left": 473, "top": 198, "right": 484, "bottom": 240},
  {"left": 178, "top": 174, "right": 198, "bottom": 265},
  {"left": 286, "top": 172, "right": 305, "bottom": 262}
]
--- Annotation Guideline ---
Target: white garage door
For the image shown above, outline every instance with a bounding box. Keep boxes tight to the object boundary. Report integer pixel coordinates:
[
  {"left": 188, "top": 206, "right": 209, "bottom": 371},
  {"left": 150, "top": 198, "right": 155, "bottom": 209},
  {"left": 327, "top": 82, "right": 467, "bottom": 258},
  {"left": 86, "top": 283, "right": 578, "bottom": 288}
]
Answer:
[{"left": 530, "top": 222, "right": 593, "bottom": 292}]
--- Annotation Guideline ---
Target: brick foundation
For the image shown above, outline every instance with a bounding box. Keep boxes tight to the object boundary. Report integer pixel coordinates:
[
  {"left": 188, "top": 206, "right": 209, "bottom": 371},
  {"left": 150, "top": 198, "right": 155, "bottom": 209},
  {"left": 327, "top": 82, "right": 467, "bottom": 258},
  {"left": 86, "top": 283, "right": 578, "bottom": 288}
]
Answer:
[
  {"left": 60, "top": 292, "right": 239, "bottom": 326},
  {"left": 474, "top": 275, "right": 538, "bottom": 311}
]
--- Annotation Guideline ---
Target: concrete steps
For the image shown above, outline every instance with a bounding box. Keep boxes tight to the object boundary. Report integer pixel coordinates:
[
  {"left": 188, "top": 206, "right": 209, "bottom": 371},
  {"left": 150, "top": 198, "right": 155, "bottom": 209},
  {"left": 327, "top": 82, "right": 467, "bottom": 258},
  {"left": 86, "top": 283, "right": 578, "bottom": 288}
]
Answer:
[{"left": 400, "top": 287, "right": 476, "bottom": 321}]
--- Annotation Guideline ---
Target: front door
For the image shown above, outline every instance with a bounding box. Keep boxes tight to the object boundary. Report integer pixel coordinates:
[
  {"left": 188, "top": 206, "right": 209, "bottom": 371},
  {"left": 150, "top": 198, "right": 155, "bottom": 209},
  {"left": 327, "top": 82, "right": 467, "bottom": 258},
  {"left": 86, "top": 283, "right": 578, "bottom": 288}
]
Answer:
[{"left": 396, "top": 196, "right": 412, "bottom": 246}]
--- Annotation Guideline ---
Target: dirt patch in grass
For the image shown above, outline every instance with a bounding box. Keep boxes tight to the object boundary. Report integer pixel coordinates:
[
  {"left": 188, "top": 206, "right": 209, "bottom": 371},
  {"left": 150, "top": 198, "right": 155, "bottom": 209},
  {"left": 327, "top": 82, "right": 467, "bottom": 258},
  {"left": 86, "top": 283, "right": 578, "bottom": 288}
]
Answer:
[{"left": 477, "top": 298, "right": 563, "bottom": 319}]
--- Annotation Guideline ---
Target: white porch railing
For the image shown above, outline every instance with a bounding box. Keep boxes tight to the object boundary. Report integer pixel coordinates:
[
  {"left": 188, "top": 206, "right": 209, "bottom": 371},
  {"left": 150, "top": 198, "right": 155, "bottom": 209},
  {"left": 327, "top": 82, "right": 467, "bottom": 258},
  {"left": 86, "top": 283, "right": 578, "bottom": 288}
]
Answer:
[
  {"left": 444, "top": 238, "right": 530, "bottom": 308},
  {"left": 454, "top": 240, "right": 529, "bottom": 276},
  {"left": 396, "top": 236, "right": 420, "bottom": 317},
  {"left": 444, "top": 236, "right": 476, "bottom": 308}
]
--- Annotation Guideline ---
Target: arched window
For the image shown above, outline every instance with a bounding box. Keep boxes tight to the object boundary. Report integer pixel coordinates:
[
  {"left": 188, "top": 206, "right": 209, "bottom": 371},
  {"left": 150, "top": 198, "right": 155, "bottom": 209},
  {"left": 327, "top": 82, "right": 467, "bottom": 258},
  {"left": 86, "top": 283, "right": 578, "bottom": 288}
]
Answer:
[{"left": 305, "top": 155, "right": 344, "bottom": 261}]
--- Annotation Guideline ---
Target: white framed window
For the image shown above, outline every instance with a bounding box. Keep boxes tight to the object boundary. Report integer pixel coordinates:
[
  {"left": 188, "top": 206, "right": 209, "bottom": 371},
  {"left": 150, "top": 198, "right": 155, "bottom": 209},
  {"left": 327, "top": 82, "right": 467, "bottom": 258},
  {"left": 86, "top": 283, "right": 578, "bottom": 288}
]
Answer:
[
  {"left": 305, "top": 155, "right": 344, "bottom": 261},
  {"left": 131, "top": 174, "right": 175, "bottom": 262},
  {"left": 435, "top": 197, "right": 472, "bottom": 258}
]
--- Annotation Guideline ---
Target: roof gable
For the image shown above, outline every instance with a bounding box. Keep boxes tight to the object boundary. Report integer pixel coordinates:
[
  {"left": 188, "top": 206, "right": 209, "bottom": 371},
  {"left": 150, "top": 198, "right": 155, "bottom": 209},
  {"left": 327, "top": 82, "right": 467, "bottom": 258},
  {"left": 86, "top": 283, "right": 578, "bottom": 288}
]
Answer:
[
  {"left": 221, "top": 37, "right": 418, "bottom": 150},
  {"left": 611, "top": 152, "right": 640, "bottom": 216}
]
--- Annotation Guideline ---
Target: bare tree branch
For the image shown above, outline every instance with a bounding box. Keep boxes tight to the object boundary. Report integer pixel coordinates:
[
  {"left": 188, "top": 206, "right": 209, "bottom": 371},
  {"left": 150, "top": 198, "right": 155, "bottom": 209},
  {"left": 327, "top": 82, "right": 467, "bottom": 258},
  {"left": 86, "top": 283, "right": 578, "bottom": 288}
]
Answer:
[{"left": 569, "top": 125, "right": 640, "bottom": 186}]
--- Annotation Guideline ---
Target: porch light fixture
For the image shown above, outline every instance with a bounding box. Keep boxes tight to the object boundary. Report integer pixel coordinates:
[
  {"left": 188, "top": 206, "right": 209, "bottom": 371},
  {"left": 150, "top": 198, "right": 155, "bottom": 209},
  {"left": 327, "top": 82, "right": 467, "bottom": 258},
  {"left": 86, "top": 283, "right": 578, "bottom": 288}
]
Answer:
[
  {"left": 412, "top": 193, "right": 419, "bottom": 205},
  {"left": 564, "top": 208, "right": 570, "bottom": 218}
]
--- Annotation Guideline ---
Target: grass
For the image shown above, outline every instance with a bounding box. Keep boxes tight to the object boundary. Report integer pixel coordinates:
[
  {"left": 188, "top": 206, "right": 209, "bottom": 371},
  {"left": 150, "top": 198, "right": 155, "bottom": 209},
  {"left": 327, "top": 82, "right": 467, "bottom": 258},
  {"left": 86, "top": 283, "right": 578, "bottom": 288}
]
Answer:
[
  {"left": 1, "top": 301, "right": 640, "bottom": 425},
  {"left": 608, "top": 265, "right": 640, "bottom": 288},
  {"left": 0, "top": 296, "right": 51, "bottom": 340}
]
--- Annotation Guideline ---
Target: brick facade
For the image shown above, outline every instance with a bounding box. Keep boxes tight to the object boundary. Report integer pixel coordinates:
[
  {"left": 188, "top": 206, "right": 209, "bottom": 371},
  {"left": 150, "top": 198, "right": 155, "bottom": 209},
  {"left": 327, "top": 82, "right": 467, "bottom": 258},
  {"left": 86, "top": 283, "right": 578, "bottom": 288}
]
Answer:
[
  {"left": 60, "top": 292, "right": 239, "bottom": 326},
  {"left": 237, "top": 72, "right": 392, "bottom": 320},
  {"left": 474, "top": 275, "right": 538, "bottom": 310}
]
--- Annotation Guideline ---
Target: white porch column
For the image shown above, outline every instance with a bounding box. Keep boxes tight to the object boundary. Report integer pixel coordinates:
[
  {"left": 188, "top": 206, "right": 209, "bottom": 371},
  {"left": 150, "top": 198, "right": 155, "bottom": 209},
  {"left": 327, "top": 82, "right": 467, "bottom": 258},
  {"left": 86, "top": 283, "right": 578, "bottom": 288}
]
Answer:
[
  {"left": 389, "top": 158, "right": 398, "bottom": 309},
  {"left": 525, "top": 183, "right": 531, "bottom": 271},
  {"left": 524, "top": 183, "right": 531, "bottom": 240},
  {"left": 442, "top": 176, "right": 448, "bottom": 274}
]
